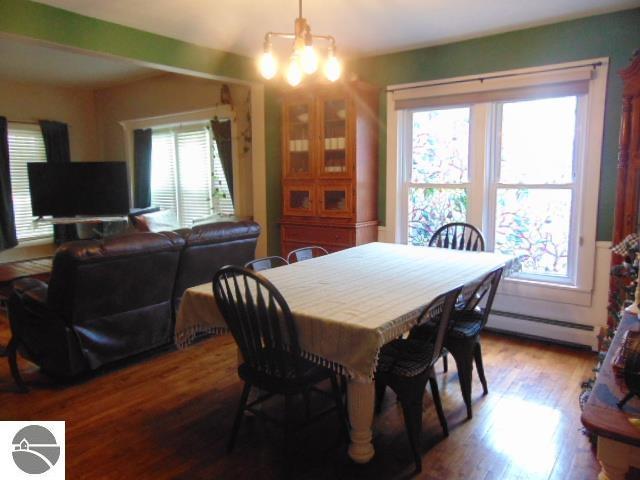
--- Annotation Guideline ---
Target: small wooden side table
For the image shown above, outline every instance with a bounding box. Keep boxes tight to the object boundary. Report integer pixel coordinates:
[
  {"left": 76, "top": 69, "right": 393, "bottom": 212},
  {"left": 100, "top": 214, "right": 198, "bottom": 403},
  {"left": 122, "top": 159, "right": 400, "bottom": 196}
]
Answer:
[{"left": 582, "top": 312, "right": 640, "bottom": 479}]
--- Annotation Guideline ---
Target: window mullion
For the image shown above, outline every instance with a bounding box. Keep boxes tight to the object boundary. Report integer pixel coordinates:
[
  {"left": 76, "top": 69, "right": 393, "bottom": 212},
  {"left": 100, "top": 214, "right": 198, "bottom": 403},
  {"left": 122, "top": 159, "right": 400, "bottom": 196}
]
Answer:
[
  {"left": 468, "top": 103, "right": 488, "bottom": 230},
  {"left": 400, "top": 110, "right": 413, "bottom": 244},
  {"left": 172, "top": 130, "right": 182, "bottom": 226},
  {"left": 485, "top": 103, "right": 501, "bottom": 250}
]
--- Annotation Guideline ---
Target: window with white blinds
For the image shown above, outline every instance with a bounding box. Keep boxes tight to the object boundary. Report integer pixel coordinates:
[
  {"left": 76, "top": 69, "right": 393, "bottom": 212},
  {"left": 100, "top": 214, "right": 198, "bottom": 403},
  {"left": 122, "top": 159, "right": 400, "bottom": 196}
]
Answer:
[
  {"left": 7, "top": 124, "right": 53, "bottom": 241},
  {"left": 150, "top": 124, "right": 234, "bottom": 227}
]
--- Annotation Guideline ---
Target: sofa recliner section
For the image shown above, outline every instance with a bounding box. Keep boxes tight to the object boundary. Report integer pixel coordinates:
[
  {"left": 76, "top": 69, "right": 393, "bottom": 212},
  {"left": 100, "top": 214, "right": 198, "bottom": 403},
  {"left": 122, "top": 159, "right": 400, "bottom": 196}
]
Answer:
[{"left": 6, "top": 221, "right": 260, "bottom": 386}]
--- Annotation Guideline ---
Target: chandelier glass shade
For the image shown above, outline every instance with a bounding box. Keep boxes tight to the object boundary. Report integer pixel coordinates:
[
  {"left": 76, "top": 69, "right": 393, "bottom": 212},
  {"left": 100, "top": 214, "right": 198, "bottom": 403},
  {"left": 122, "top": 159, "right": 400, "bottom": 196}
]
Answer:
[{"left": 258, "top": 0, "right": 342, "bottom": 86}]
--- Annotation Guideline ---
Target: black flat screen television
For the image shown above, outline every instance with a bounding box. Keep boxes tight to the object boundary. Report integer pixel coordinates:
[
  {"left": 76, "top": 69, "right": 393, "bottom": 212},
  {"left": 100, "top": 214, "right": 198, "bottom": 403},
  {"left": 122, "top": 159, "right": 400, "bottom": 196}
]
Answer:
[{"left": 27, "top": 162, "right": 130, "bottom": 217}]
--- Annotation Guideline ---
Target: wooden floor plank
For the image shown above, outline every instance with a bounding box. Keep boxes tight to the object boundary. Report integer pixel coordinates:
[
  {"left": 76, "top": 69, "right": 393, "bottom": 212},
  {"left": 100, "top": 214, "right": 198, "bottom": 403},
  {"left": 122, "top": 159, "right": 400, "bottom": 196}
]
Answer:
[{"left": 0, "top": 313, "right": 600, "bottom": 479}]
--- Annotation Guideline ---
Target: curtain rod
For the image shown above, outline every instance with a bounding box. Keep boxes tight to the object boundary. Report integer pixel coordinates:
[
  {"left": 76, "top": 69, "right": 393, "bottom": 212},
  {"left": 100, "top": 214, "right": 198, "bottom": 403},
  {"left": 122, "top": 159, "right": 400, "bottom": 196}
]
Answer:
[{"left": 386, "top": 61, "right": 603, "bottom": 94}]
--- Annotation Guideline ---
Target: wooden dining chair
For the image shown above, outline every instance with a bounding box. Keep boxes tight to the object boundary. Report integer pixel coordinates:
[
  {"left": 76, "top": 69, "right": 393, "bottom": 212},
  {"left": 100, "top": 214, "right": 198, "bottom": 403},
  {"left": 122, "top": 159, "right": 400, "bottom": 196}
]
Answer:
[
  {"left": 410, "top": 267, "right": 504, "bottom": 420},
  {"left": 286, "top": 245, "right": 329, "bottom": 263},
  {"left": 212, "top": 266, "right": 349, "bottom": 467},
  {"left": 374, "top": 286, "right": 462, "bottom": 473},
  {"left": 429, "top": 222, "right": 485, "bottom": 252},
  {"left": 244, "top": 255, "right": 288, "bottom": 272}
]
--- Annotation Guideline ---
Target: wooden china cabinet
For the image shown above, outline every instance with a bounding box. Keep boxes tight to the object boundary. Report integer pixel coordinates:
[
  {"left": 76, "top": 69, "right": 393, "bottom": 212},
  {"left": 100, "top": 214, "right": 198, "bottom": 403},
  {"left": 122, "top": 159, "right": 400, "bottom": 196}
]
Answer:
[
  {"left": 612, "top": 50, "right": 640, "bottom": 247},
  {"left": 280, "top": 81, "right": 379, "bottom": 256}
]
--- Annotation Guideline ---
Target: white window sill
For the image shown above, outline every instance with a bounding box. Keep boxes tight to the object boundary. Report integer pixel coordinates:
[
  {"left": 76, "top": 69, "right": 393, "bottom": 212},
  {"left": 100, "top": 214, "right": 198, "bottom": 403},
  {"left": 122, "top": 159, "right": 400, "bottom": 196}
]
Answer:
[
  {"left": 0, "top": 237, "right": 56, "bottom": 264},
  {"left": 17, "top": 236, "right": 54, "bottom": 247},
  {"left": 500, "top": 276, "right": 592, "bottom": 307}
]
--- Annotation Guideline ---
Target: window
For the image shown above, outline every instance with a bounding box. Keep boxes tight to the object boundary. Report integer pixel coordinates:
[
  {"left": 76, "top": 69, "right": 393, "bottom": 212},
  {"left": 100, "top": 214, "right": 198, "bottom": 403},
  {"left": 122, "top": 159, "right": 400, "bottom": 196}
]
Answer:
[
  {"left": 150, "top": 124, "right": 234, "bottom": 227},
  {"left": 491, "top": 97, "right": 579, "bottom": 280},
  {"left": 7, "top": 124, "right": 52, "bottom": 241},
  {"left": 404, "top": 96, "right": 583, "bottom": 285},
  {"left": 394, "top": 61, "right": 607, "bottom": 289},
  {"left": 407, "top": 107, "right": 470, "bottom": 245}
]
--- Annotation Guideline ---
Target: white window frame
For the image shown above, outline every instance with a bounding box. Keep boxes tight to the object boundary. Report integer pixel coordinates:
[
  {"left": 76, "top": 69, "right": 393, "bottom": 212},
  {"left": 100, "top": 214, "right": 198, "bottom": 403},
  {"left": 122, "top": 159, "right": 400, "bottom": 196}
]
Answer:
[
  {"left": 120, "top": 106, "right": 241, "bottom": 216},
  {"left": 486, "top": 97, "right": 587, "bottom": 286},
  {"left": 7, "top": 123, "right": 53, "bottom": 242},
  {"left": 385, "top": 58, "right": 609, "bottom": 306},
  {"left": 150, "top": 124, "right": 222, "bottom": 227}
]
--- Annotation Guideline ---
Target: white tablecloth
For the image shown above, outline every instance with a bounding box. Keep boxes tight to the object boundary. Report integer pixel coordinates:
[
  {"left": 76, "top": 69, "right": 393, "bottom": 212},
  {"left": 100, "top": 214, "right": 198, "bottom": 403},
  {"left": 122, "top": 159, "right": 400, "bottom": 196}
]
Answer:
[{"left": 176, "top": 242, "right": 515, "bottom": 380}]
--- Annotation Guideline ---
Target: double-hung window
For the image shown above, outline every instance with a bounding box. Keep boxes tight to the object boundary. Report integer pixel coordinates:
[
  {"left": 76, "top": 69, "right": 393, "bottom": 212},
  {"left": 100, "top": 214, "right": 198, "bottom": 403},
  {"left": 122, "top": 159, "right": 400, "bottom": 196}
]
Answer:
[
  {"left": 395, "top": 61, "right": 606, "bottom": 291},
  {"left": 150, "top": 123, "right": 234, "bottom": 228},
  {"left": 490, "top": 96, "right": 580, "bottom": 282},
  {"left": 7, "top": 123, "right": 52, "bottom": 241}
]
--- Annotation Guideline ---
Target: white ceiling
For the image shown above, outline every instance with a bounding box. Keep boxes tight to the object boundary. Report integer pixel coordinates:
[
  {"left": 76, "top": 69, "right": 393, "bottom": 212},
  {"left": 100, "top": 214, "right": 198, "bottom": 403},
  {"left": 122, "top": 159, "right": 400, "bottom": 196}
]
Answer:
[
  {"left": 0, "top": 36, "right": 157, "bottom": 88},
  {"left": 34, "top": 0, "right": 640, "bottom": 58}
]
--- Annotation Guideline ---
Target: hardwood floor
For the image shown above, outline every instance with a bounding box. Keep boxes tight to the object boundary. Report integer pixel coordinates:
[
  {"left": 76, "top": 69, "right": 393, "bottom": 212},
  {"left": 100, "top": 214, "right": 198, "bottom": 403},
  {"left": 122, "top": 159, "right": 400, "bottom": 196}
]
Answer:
[{"left": 0, "top": 312, "right": 601, "bottom": 479}]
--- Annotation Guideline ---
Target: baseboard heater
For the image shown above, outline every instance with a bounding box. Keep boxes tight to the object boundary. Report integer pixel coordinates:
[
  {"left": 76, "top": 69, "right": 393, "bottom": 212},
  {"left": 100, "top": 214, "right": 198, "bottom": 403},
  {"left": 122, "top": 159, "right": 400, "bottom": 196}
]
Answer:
[{"left": 487, "top": 309, "right": 594, "bottom": 350}]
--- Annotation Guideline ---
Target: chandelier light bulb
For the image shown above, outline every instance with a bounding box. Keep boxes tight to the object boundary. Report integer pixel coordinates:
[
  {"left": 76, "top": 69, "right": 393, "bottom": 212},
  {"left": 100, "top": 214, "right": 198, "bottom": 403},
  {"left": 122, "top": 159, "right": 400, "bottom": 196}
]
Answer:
[
  {"left": 300, "top": 45, "right": 319, "bottom": 74},
  {"left": 258, "top": 4, "right": 341, "bottom": 86},
  {"left": 258, "top": 50, "right": 278, "bottom": 80},
  {"left": 286, "top": 56, "right": 303, "bottom": 87},
  {"left": 324, "top": 53, "right": 342, "bottom": 82}
]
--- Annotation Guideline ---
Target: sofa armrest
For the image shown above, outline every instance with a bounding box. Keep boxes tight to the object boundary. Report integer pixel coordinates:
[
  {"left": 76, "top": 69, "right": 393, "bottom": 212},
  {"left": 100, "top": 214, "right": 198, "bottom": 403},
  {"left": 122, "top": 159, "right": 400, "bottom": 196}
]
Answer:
[
  {"left": 13, "top": 277, "right": 48, "bottom": 296},
  {"left": 12, "top": 278, "right": 48, "bottom": 311}
]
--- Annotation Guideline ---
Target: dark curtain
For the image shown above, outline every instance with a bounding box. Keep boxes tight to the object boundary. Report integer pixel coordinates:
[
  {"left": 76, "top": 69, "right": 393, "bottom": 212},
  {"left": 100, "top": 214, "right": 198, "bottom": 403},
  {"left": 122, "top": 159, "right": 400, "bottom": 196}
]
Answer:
[
  {"left": 133, "top": 128, "right": 152, "bottom": 209},
  {"left": 210, "top": 119, "right": 234, "bottom": 203},
  {"left": 40, "top": 120, "right": 71, "bottom": 164},
  {"left": 0, "top": 116, "right": 18, "bottom": 250},
  {"left": 39, "top": 120, "right": 77, "bottom": 243}
]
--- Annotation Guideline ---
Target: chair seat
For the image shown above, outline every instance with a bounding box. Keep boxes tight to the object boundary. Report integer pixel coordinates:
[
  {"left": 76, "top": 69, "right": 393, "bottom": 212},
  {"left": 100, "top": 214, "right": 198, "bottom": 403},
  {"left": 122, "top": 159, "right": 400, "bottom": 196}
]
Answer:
[
  {"left": 448, "top": 309, "right": 484, "bottom": 339},
  {"left": 410, "top": 308, "right": 485, "bottom": 341},
  {"left": 377, "top": 338, "right": 435, "bottom": 378},
  {"left": 238, "top": 353, "right": 332, "bottom": 394}
]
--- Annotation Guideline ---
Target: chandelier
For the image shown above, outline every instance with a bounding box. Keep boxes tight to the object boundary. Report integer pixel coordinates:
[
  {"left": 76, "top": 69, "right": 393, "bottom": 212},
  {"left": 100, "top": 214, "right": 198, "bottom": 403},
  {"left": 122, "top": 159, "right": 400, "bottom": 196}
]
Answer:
[{"left": 257, "top": 0, "right": 342, "bottom": 86}]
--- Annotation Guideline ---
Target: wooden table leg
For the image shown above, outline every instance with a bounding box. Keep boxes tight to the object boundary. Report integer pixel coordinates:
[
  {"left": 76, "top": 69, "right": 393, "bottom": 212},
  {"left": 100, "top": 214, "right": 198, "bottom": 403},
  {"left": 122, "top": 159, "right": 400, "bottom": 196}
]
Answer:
[{"left": 347, "top": 379, "right": 375, "bottom": 463}]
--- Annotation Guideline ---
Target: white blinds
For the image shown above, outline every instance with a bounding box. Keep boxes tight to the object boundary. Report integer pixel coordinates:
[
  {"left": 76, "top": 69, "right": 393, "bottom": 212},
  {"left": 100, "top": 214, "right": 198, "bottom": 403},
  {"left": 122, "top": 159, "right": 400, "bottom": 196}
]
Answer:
[
  {"left": 7, "top": 124, "right": 53, "bottom": 241},
  {"left": 150, "top": 125, "right": 217, "bottom": 227},
  {"left": 151, "top": 129, "right": 179, "bottom": 223},
  {"left": 176, "top": 127, "right": 213, "bottom": 226}
]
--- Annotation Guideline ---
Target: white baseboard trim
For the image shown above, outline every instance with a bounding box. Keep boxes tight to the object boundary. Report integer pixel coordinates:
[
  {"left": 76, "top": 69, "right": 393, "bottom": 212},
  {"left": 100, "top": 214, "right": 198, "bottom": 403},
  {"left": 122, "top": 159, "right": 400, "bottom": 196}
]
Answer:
[{"left": 487, "top": 311, "right": 597, "bottom": 350}]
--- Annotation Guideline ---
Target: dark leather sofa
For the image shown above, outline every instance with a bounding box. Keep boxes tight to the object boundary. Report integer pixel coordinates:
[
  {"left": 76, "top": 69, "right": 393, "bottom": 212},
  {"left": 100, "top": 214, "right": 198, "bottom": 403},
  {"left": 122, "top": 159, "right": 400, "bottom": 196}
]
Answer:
[{"left": 6, "top": 221, "right": 260, "bottom": 387}]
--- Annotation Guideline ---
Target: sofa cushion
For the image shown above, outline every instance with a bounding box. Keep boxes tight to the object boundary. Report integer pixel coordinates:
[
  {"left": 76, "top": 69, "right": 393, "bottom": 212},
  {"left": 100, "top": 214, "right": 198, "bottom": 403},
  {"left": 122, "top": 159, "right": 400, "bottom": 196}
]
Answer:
[{"left": 173, "top": 221, "right": 260, "bottom": 308}]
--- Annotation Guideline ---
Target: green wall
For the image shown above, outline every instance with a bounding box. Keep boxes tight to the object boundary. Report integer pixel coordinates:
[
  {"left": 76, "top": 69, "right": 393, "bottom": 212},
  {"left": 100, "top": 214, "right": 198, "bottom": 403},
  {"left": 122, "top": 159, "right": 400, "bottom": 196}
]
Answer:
[
  {"left": 0, "top": 0, "right": 255, "bottom": 81},
  {"left": 349, "top": 8, "right": 640, "bottom": 241},
  {"left": 2, "top": 1, "right": 639, "bottom": 251}
]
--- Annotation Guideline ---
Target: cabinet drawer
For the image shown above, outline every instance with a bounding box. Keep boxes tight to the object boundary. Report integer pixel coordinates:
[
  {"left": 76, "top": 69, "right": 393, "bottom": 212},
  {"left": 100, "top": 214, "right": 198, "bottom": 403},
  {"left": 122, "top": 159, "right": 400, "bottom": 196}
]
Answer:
[{"left": 283, "top": 225, "right": 354, "bottom": 246}]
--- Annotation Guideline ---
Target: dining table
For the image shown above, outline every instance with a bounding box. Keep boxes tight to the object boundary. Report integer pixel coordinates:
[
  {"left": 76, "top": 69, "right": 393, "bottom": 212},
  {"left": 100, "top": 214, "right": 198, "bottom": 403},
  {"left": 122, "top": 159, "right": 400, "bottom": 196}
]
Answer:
[{"left": 175, "top": 241, "right": 516, "bottom": 463}]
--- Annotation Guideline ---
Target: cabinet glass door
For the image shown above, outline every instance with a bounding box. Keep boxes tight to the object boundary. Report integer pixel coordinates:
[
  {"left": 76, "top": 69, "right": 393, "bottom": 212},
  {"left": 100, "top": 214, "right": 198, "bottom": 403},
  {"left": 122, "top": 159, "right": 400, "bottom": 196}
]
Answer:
[
  {"left": 284, "top": 184, "right": 314, "bottom": 216},
  {"left": 285, "top": 102, "right": 312, "bottom": 177},
  {"left": 318, "top": 184, "right": 351, "bottom": 218},
  {"left": 320, "top": 98, "right": 348, "bottom": 176}
]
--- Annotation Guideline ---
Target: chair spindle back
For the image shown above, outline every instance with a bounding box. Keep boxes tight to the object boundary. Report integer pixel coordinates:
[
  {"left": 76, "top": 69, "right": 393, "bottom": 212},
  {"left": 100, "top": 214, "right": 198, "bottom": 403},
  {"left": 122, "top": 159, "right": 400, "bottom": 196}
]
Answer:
[
  {"left": 429, "top": 222, "right": 485, "bottom": 252},
  {"left": 213, "top": 266, "right": 303, "bottom": 379}
]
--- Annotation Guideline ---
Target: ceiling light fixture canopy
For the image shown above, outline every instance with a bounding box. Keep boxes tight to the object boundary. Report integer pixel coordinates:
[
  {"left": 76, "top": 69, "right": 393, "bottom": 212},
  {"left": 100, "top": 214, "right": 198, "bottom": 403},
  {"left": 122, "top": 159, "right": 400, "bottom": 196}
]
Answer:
[{"left": 258, "top": 0, "right": 341, "bottom": 86}]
